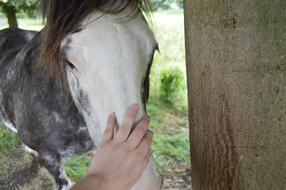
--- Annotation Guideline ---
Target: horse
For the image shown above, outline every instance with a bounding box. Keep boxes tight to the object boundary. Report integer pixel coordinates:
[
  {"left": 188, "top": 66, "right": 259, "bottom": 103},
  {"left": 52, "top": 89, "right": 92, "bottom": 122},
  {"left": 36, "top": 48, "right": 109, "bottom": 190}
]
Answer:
[{"left": 0, "top": 0, "right": 162, "bottom": 189}]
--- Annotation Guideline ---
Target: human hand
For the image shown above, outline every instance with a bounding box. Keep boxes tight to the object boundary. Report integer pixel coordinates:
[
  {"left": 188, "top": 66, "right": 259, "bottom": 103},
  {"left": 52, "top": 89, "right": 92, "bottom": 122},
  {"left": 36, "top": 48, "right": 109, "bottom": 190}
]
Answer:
[{"left": 71, "top": 104, "right": 153, "bottom": 190}]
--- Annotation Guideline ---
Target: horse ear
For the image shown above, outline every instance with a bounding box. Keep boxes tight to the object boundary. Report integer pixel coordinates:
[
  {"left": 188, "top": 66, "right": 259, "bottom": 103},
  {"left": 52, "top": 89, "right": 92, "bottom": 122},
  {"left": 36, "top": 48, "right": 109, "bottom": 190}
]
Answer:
[
  {"left": 40, "top": 0, "right": 47, "bottom": 16},
  {"left": 40, "top": 0, "right": 68, "bottom": 19}
]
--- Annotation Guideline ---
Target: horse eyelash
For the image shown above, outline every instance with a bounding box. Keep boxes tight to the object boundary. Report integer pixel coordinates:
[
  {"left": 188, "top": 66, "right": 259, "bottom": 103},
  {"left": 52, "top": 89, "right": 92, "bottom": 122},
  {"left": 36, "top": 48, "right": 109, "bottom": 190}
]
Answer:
[{"left": 66, "top": 60, "right": 76, "bottom": 70}]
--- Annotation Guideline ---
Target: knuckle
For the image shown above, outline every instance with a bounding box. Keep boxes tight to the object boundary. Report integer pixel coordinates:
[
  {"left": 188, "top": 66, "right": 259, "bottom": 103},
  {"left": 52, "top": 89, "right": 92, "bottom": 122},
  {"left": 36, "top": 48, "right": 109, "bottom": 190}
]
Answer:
[
  {"left": 127, "top": 110, "right": 136, "bottom": 118},
  {"left": 120, "top": 126, "right": 129, "bottom": 131},
  {"left": 104, "top": 127, "right": 112, "bottom": 134},
  {"left": 111, "top": 139, "right": 121, "bottom": 147},
  {"left": 135, "top": 127, "right": 145, "bottom": 136},
  {"left": 127, "top": 109, "right": 135, "bottom": 116},
  {"left": 120, "top": 127, "right": 130, "bottom": 135},
  {"left": 107, "top": 121, "right": 114, "bottom": 127},
  {"left": 119, "top": 125, "right": 131, "bottom": 134},
  {"left": 146, "top": 131, "right": 153, "bottom": 139},
  {"left": 107, "top": 116, "right": 114, "bottom": 122}
]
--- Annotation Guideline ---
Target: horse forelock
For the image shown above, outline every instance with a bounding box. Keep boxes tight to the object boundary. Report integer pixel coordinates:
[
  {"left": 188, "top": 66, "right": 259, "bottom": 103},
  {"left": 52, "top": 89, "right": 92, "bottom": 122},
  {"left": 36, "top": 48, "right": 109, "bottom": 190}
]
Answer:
[{"left": 40, "top": 0, "right": 152, "bottom": 81}]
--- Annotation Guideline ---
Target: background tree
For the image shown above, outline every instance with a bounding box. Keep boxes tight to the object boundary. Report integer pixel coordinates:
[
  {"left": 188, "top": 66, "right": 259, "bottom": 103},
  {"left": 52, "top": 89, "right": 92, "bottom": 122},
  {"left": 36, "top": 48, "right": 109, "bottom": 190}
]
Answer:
[
  {"left": 185, "top": 0, "right": 286, "bottom": 189},
  {"left": 0, "top": 0, "right": 37, "bottom": 28},
  {"left": 152, "top": 0, "right": 183, "bottom": 11}
]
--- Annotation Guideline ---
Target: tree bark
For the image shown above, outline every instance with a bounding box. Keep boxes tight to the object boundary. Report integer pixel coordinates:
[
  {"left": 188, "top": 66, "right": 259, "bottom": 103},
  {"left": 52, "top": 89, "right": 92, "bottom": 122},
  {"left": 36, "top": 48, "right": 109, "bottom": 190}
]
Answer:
[
  {"left": 184, "top": 0, "right": 286, "bottom": 189},
  {"left": 3, "top": 4, "right": 18, "bottom": 28}
]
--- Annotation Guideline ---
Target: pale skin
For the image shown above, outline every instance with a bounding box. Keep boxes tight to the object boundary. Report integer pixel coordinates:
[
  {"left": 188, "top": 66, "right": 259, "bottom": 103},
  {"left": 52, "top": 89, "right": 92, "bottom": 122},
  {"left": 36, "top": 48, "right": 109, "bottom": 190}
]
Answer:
[{"left": 71, "top": 104, "right": 153, "bottom": 190}]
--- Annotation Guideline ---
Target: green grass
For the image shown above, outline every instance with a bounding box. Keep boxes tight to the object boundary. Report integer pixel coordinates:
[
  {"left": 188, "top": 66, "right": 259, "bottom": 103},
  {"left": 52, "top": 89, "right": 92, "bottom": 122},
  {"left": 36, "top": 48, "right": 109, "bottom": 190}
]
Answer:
[
  {"left": 0, "top": 125, "right": 21, "bottom": 156},
  {"left": 148, "top": 11, "right": 190, "bottom": 174},
  {"left": 0, "top": 10, "right": 190, "bottom": 184},
  {"left": 64, "top": 154, "right": 92, "bottom": 182},
  {"left": 148, "top": 100, "right": 190, "bottom": 172}
]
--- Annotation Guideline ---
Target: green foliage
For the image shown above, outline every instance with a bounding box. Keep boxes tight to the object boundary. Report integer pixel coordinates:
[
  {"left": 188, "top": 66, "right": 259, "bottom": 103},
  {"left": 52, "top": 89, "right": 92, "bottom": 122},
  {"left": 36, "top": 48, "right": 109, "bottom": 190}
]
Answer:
[
  {"left": 0, "top": 0, "right": 37, "bottom": 10},
  {"left": 151, "top": 0, "right": 183, "bottom": 11},
  {"left": 159, "top": 67, "right": 184, "bottom": 105},
  {"left": 0, "top": 0, "right": 38, "bottom": 17},
  {"left": 149, "top": 11, "right": 187, "bottom": 109},
  {"left": 0, "top": 16, "right": 43, "bottom": 30}
]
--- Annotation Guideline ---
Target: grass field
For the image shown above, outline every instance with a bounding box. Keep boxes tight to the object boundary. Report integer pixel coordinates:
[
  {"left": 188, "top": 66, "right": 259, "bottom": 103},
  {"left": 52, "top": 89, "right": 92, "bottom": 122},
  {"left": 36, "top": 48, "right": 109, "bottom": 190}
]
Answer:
[{"left": 0, "top": 11, "right": 190, "bottom": 189}]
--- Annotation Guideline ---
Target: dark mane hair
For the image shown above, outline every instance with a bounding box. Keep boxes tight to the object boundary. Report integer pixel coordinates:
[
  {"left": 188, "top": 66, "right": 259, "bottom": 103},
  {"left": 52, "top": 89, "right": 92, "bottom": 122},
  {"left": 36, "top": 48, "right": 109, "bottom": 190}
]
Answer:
[{"left": 40, "top": 0, "right": 152, "bottom": 79}]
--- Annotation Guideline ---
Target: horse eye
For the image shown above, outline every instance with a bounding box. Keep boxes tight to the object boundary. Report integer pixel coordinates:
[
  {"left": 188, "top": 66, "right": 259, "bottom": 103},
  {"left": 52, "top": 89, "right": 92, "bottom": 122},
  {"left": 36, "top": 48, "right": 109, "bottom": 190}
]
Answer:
[{"left": 66, "top": 60, "right": 76, "bottom": 70}]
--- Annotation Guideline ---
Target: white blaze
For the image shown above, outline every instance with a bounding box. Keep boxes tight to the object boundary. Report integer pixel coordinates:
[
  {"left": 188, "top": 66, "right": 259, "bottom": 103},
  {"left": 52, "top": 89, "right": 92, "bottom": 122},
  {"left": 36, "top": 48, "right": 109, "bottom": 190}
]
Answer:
[{"left": 64, "top": 8, "right": 162, "bottom": 190}]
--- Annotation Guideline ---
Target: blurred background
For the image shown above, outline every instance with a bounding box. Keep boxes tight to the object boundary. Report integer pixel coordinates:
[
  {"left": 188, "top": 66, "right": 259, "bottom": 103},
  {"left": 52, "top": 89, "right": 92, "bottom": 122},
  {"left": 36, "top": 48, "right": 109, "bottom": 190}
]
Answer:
[{"left": 0, "top": 0, "right": 190, "bottom": 189}]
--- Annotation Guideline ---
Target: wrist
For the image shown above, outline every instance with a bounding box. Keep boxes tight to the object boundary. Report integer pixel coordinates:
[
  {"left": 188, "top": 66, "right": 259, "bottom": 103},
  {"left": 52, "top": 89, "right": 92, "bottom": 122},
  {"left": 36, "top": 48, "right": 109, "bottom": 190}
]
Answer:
[
  {"left": 71, "top": 174, "right": 108, "bottom": 190},
  {"left": 87, "top": 174, "right": 109, "bottom": 188},
  {"left": 85, "top": 174, "right": 133, "bottom": 190}
]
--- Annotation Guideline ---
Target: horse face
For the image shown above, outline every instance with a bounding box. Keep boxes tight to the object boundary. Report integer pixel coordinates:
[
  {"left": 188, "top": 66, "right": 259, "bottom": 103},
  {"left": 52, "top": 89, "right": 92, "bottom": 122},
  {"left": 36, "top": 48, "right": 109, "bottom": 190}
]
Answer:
[
  {"left": 62, "top": 11, "right": 162, "bottom": 189},
  {"left": 63, "top": 12, "right": 157, "bottom": 142}
]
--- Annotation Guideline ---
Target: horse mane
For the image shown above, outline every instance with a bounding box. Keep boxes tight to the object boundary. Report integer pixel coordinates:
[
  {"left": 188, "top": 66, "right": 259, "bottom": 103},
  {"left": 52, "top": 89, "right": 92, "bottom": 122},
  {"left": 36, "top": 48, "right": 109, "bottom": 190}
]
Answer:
[{"left": 40, "top": 0, "right": 152, "bottom": 79}]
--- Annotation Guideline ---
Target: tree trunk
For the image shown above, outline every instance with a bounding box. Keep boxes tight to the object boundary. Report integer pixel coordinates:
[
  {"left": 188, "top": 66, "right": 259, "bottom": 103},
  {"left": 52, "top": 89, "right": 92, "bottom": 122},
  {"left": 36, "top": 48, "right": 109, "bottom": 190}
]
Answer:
[
  {"left": 184, "top": 0, "right": 286, "bottom": 190},
  {"left": 3, "top": 4, "right": 18, "bottom": 28}
]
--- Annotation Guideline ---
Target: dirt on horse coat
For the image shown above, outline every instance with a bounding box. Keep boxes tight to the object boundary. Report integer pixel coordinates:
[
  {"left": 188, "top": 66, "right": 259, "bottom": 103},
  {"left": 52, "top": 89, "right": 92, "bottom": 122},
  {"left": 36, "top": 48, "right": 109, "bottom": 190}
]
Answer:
[{"left": 0, "top": 8, "right": 161, "bottom": 190}]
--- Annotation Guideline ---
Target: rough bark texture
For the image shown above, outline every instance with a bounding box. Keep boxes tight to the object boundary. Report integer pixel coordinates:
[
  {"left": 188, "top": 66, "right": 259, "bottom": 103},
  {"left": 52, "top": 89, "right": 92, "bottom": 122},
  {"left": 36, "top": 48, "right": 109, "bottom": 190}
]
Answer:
[
  {"left": 3, "top": 5, "right": 18, "bottom": 28},
  {"left": 184, "top": 0, "right": 286, "bottom": 189}
]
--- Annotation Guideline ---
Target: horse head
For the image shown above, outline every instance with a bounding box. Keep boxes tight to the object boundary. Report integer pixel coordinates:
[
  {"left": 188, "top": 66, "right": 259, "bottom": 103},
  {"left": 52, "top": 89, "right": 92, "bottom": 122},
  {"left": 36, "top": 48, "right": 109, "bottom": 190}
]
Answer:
[{"left": 41, "top": 3, "right": 162, "bottom": 190}]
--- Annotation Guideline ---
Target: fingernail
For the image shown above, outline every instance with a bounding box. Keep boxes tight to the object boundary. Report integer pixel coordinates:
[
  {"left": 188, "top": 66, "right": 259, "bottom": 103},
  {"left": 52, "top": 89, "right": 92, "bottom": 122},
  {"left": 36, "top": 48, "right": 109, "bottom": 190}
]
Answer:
[
  {"left": 109, "top": 112, "right": 116, "bottom": 118},
  {"left": 145, "top": 115, "right": 151, "bottom": 121},
  {"left": 148, "top": 149, "right": 153, "bottom": 156},
  {"left": 132, "top": 104, "right": 139, "bottom": 111}
]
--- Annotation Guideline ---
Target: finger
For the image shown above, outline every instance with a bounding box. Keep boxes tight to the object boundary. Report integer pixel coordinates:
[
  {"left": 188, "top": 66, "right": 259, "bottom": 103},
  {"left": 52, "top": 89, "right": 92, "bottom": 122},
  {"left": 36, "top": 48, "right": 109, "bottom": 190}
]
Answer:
[
  {"left": 135, "top": 131, "right": 153, "bottom": 157},
  {"left": 101, "top": 112, "right": 116, "bottom": 144},
  {"left": 115, "top": 104, "right": 139, "bottom": 143},
  {"left": 127, "top": 116, "right": 150, "bottom": 149},
  {"left": 142, "top": 149, "right": 153, "bottom": 169},
  {"left": 135, "top": 148, "right": 153, "bottom": 177}
]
